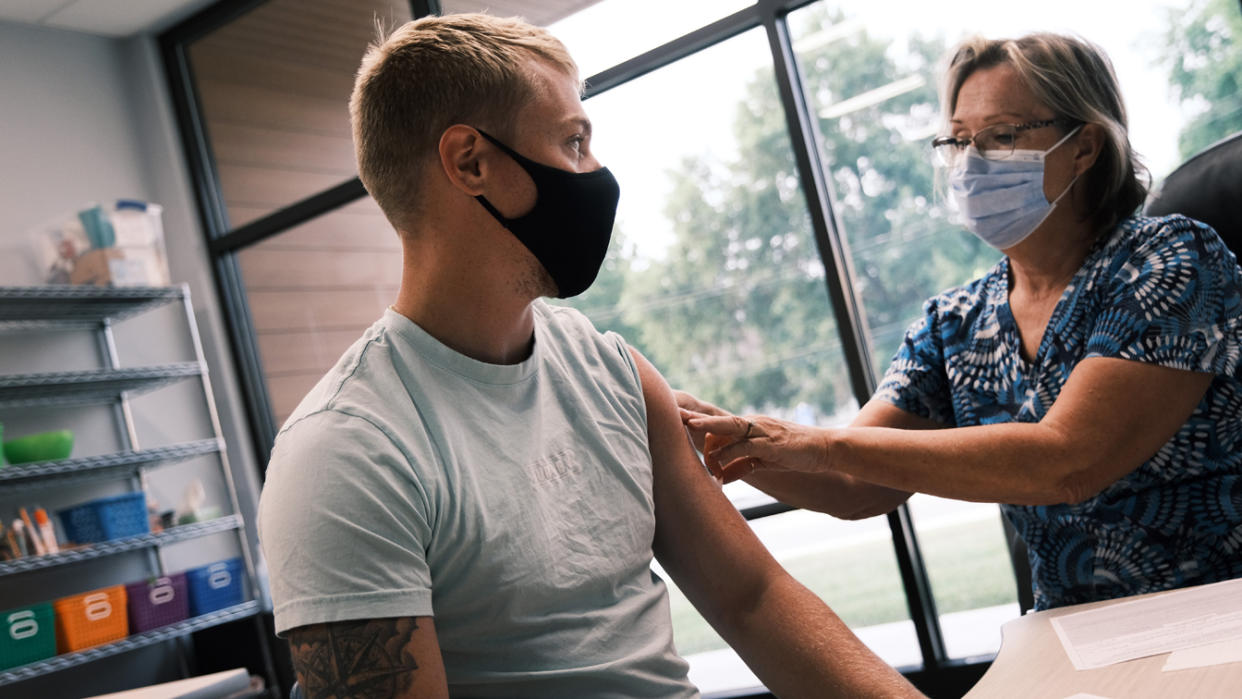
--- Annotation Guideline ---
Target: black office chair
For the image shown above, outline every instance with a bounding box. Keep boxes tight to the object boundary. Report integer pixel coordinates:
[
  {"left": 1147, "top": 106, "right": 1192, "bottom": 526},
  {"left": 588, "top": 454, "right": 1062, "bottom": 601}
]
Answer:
[
  {"left": 1145, "top": 130, "right": 1242, "bottom": 256},
  {"left": 1001, "top": 131, "right": 1242, "bottom": 617}
]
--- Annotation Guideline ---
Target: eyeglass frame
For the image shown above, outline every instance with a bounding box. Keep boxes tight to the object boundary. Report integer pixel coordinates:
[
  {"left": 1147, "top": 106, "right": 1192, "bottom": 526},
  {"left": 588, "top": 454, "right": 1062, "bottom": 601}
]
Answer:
[{"left": 930, "top": 118, "right": 1078, "bottom": 164}]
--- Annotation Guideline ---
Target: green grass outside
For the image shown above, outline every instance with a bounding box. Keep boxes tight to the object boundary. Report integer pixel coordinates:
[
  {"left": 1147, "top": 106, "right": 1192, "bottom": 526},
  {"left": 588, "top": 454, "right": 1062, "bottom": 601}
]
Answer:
[{"left": 667, "top": 519, "right": 1020, "bottom": 656}]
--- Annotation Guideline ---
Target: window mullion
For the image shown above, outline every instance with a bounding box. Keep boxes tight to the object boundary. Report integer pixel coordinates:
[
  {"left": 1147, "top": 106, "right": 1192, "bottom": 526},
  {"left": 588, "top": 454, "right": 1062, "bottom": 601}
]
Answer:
[{"left": 756, "top": 0, "right": 948, "bottom": 670}]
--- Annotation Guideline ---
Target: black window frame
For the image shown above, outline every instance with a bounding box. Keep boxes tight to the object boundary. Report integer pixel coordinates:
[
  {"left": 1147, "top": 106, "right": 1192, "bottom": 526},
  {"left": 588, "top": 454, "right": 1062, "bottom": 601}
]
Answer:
[{"left": 158, "top": 0, "right": 994, "bottom": 695}]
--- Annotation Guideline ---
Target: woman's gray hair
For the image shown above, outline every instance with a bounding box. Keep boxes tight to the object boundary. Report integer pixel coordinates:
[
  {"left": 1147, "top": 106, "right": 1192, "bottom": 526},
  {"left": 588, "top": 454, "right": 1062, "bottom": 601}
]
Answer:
[{"left": 941, "top": 33, "right": 1149, "bottom": 233}]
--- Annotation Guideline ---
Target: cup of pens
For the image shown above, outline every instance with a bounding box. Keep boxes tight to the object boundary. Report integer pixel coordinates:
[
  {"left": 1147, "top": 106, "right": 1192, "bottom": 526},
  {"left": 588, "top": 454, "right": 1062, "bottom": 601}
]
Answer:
[{"left": 3, "top": 507, "right": 60, "bottom": 561}]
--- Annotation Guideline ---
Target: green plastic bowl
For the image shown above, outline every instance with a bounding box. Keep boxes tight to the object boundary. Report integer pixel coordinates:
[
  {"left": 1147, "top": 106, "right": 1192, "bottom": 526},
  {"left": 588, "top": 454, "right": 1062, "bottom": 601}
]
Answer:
[{"left": 3, "top": 429, "right": 74, "bottom": 465}]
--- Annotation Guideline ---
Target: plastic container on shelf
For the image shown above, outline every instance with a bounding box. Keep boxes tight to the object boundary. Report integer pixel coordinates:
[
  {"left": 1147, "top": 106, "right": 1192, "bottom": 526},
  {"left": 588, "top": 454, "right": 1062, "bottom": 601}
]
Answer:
[
  {"left": 28, "top": 200, "right": 170, "bottom": 287},
  {"left": 57, "top": 492, "right": 149, "bottom": 544},
  {"left": 125, "top": 573, "right": 189, "bottom": 633},
  {"left": 186, "top": 558, "right": 244, "bottom": 616},
  {"left": 0, "top": 603, "right": 56, "bottom": 671},
  {"left": 54, "top": 586, "right": 128, "bottom": 653}
]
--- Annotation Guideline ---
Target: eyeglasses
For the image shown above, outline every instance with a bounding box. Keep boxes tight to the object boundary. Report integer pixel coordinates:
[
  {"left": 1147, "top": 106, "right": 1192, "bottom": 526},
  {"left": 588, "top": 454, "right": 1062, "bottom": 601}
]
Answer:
[{"left": 931, "top": 119, "right": 1071, "bottom": 167}]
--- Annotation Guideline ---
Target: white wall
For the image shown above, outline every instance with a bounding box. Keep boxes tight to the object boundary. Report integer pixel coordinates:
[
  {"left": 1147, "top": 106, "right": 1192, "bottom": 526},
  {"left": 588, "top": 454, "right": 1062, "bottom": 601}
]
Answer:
[
  {"left": 0, "top": 13, "right": 267, "bottom": 605},
  {"left": 0, "top": 22, "right": 151, "bottom": 282}
]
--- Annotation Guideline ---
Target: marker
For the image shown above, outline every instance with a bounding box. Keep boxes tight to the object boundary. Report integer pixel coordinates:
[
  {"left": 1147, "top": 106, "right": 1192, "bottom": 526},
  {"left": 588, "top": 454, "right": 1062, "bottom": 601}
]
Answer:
[
  {"left": 34, "top": 508, "right": 58, "bottom": 554},
  {"left": 19, "top": 508, "right": 45, "bottom": 556},
  {"left": 11, "top": 519, "right": 28, "bottom": 557}
]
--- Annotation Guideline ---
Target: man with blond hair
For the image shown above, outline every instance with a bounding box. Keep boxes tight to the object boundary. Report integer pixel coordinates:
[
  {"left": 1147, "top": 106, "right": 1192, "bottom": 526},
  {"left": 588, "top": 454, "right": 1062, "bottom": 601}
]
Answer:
[{"left": 258, "top": 12, "right": 922, "bottom": 699}]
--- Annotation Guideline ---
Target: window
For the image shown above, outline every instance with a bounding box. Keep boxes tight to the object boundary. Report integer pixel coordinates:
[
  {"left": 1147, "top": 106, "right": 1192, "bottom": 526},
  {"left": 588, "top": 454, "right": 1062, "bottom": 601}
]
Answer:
[
  {"left": 786, "top": 0, "right": 1232, "bottom": 659},
  {"left": 162, "top": 0, "right": 1241, "bottom": 695},
  {"left": 549, "top": 26, "right": 917, "bottom": 690},
  {"left": 237, "top": 198, "right": 399, "bottom": 426},
  {"left": 188, "top": 0, "right": 412, "bottom": 227}
]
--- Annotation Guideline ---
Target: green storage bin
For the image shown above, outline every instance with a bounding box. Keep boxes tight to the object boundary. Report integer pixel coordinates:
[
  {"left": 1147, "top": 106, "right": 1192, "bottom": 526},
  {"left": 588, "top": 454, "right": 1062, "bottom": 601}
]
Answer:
[{"left": 0, "top": 602, "right": 56, "bottom": 671}]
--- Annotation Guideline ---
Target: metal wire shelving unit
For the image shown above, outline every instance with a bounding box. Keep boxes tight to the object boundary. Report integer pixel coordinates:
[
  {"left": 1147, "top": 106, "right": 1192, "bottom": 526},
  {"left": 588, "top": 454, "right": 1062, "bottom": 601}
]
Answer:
[{"left": 0, "top": 285, "right": 272, "bottom": 691}]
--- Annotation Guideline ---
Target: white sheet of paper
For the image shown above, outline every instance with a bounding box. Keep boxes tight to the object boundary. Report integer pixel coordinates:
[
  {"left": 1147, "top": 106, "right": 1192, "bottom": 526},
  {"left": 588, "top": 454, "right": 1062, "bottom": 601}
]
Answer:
[
  {"left": 1162, "top": 637, "right": 1242, "bottom": 672},
  {"left": 1050, "top": 577, "right": 1242, "bottom": 670},
  {"left": 1062, "top": 694, "right": 1112, "bottom": 699}
]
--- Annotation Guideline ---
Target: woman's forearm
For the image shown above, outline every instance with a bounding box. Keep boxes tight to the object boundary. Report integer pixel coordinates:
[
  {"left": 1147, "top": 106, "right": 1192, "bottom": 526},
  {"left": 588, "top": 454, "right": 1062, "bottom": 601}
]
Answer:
[
  {"left": 827, "top": 421, "right": 1091, "bottom": 505},
  {"left": 745, "top": 469, "right": 912, "bottom": 519}
]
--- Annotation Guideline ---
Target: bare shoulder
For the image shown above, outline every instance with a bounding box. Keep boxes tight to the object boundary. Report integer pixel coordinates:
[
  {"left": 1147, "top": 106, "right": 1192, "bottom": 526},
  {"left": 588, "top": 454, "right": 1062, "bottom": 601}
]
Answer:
[{"left": 287, "top": 616, "right": 447, "bottom": 699}]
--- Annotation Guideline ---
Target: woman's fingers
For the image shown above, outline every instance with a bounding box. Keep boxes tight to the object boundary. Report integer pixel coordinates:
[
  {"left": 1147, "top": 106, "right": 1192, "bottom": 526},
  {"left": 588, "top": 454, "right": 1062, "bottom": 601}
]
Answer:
[
  {"left": 673, "top": 390, "right": 726, "bottom": 417},
  {"left": 718, "top": 456, "right": 759, "bottom": 484},
  {"left": 686, "top": 414, "right": 751, "bottom": 438},
  {"left": 679, "top": 408, "right": 713, "bottom": 451},
  {"left": 702, "top": 422, "right": 767, "bottom": 483}
]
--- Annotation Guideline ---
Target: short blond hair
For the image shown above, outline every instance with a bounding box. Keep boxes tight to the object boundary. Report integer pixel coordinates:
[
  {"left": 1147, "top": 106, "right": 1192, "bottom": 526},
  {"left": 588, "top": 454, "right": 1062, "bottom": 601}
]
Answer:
[
  {"left": 941, "top": 33, "right": 1149, "bottom": 233},
  {"left": 350, "top": 13, "right": 579, "bottom": 229}
]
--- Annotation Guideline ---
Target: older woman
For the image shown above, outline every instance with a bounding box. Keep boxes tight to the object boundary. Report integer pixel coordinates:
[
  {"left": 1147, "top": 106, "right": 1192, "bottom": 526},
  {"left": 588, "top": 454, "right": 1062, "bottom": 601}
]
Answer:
[{"left": 679, "top": 33, "right": 1242, "bottom": 611}]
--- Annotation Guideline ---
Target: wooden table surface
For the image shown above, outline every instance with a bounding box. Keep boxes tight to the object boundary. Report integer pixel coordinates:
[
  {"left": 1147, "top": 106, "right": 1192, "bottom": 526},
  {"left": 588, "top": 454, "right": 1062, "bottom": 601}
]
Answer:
[{"left": 965, "top": 589, "right": 1242, "bottom": 698}]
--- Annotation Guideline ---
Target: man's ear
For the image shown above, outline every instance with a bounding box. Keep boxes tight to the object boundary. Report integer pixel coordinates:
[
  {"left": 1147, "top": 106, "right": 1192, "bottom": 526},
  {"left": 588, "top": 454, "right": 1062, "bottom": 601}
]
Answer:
[
  {"left": 1071, "top": 122, "right": 1106, "bottom": 177},
  {"left": 438, "top": 125, "right": 488, "bottom": 196}
]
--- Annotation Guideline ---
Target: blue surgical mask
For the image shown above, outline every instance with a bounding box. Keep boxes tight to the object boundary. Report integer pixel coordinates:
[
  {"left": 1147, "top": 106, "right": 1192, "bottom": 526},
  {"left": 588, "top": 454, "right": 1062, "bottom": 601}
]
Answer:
[{"left": 949, "top": 126, "right": 1082, "bottom": 250}]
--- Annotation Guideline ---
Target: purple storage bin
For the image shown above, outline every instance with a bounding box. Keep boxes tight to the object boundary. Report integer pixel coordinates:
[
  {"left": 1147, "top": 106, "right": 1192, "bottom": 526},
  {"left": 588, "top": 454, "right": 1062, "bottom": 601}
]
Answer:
[
  {"left": 57, "top": 492, "right": 149, "bottom": 543},
  {"left": 125, "top": 573, "right": 189, "bottom": 633},
  {"left": 186, "top": 558, "right": 244, "bottom": 616}
]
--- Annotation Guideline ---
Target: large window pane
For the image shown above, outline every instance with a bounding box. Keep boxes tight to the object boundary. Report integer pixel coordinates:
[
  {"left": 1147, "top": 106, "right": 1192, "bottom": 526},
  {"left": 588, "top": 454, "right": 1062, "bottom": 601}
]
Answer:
[
  {"left": 237, "top": 197, "right": 400, "bottom": 426},
  {"left": 549, "top": 0, "right": 753, "bottom": 79},
  {"left": 788, "top": 0, "right": 1218, "bottom": 659},
  {"left": 549, "top": 27, "right": 915, "bottom": 689},
  {"left": 189, "top": 0, "right": 412, "bottom": 228}
]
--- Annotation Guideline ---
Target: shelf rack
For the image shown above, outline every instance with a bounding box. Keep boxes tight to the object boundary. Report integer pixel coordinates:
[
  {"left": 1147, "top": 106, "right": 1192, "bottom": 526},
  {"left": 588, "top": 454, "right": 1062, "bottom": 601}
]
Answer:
[
  {"left": 0, "top": 364, "right": 203, "bottom": 409},
  {"left": 0, "top": 601, "right": 261, "bottom": 686},
  {"left": 0, "top": 515, "right": 242, "bottom": 576},
  {"left": 0, "top": 284, "right": 274, "bottom": 692},
  {"left": 0, "top": 439, "right": 222, "bottom": 490},
  {"left": 0, "top": 285, "right": 183, "bottom": 330}
]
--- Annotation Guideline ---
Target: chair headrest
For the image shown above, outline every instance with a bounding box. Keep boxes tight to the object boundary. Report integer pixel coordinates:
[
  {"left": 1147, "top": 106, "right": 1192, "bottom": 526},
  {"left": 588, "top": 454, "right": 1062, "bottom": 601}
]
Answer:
[{"left": 1145, "top": 131, "right": 1242, "bottom": 255}]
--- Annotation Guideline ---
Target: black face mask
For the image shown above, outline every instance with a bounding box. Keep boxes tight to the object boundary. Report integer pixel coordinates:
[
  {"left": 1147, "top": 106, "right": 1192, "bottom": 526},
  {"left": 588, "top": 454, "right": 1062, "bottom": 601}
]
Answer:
[{"left": 474, "top": 128, "right": 620, "bottom": 298}]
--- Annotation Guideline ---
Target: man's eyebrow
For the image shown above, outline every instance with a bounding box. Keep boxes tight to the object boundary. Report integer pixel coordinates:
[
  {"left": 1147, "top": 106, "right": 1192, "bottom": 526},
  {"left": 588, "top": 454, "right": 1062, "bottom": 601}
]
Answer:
[{"left": 564, "top": 117, "right": 592, "bottom": 135}]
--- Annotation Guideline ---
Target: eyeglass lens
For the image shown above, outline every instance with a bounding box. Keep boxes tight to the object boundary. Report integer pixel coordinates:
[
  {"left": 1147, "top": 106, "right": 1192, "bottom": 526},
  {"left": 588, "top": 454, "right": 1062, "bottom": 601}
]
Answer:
[{"left": 933, "top": 123, "right": 1021, "bottom": 167}]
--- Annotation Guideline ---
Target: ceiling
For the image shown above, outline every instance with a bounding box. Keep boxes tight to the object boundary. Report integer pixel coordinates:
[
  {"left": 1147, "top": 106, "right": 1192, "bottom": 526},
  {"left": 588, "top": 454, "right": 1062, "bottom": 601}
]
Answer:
[
  {"left": 0, "top": 0, "right": 604, "bottom": 38},
  {"left": 0, "top": 0, "right": 221, "bottom": 38}
]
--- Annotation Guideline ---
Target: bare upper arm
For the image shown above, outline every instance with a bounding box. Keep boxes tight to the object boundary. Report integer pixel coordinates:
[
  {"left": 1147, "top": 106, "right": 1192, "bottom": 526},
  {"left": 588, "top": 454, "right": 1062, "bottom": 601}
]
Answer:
[
  {"left": 1042, "top": 356, "right": 1214, "bottom": 501},
  {"left": 287, "top": 616, "right": 447, "bottom": 699},
  {"left": 628, "top": 347, "right": 787, "bottom": 622}
]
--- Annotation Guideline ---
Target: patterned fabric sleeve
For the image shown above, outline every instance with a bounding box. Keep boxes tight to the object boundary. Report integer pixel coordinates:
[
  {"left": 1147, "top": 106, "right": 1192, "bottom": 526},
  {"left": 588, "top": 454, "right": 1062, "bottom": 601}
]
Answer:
[
  {"left": 873, "top": 299, "right": 956, "bottom": 425},
  {"left": 1085, "top": 216, "right": 1242, "bottom": 375}
]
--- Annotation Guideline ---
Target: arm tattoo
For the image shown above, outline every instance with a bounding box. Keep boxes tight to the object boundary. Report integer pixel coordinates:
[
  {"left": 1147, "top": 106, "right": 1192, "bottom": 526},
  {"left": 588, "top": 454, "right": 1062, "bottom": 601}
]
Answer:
[{"left": 288, "top": 617, "right": 421, "bottom": 699}]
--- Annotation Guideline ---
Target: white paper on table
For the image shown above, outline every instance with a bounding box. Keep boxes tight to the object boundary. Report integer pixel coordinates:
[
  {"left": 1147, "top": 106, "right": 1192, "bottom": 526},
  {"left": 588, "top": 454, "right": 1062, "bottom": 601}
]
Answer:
[
  {"left": 1049, "top": 577, "right": 1242, "bottom": 670},
  {"left": 1162, "top": 637, "right": 1242, "bottom": 671}
]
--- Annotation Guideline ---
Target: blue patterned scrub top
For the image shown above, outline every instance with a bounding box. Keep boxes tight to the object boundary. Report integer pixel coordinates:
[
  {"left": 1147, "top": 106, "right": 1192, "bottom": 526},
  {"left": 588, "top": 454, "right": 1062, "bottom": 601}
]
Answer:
[{"left": 874, "top": 215, "right": 1242, "bottom": 609}]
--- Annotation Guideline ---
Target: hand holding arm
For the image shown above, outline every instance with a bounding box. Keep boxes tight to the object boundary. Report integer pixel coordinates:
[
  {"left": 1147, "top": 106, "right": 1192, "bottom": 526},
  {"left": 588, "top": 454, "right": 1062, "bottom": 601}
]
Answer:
[
  {"left": 636, "top": 348, "right": 923, "bottom": 698},
  {"left": 691, "top": 358, "right": 1213, "bottom": 506}
]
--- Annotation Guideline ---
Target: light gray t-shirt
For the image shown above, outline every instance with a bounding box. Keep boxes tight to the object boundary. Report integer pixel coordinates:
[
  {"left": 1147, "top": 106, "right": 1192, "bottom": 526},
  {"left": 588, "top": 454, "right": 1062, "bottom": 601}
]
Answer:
[{"left": 258, "top": 302, "right": 698, "bottom": 698}]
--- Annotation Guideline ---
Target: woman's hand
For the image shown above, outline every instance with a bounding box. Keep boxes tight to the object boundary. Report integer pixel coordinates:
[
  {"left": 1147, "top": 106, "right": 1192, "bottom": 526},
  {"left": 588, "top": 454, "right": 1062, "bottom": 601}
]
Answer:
[
  {"left": 687, "top": 413, "right": 833, "bottom": 484},
  {"left": 674, "top": 390, "right": 729, "bottom": 453}
]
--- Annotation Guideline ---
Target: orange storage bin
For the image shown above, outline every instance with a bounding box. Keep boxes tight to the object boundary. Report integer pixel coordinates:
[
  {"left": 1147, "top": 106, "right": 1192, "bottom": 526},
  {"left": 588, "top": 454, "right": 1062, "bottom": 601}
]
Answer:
[{"left": 53, "top": 585, "right": 128, "bottom": 653}]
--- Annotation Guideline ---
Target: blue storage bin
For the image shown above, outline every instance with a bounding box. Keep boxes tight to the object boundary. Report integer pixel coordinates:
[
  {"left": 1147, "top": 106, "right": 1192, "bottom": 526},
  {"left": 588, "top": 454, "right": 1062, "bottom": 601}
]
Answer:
[
  {"left": 57, "top": 492, "right": 149, "bottom": 544},
  {"left": 186, "top": 558, "right": 244, "bottom": 616}
]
